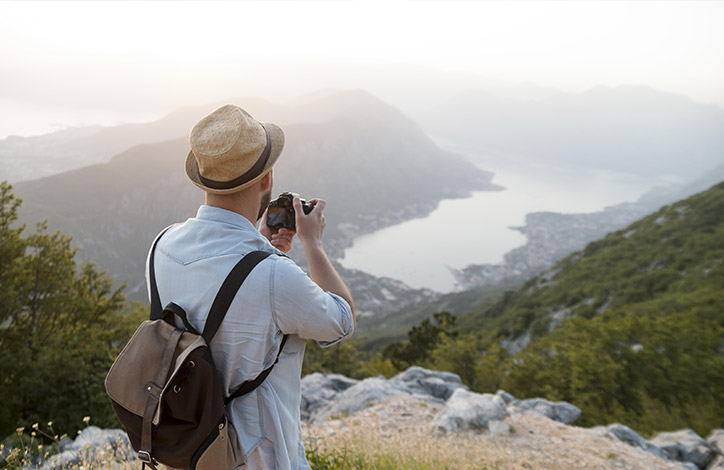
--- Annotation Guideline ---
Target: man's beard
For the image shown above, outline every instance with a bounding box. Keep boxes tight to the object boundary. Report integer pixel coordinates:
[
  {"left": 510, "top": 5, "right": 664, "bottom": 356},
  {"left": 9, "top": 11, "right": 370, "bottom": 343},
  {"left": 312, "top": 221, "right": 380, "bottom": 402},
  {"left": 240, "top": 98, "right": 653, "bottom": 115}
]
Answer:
[{"left": 257, "top": 187, "right": 272, "bottom": 222}]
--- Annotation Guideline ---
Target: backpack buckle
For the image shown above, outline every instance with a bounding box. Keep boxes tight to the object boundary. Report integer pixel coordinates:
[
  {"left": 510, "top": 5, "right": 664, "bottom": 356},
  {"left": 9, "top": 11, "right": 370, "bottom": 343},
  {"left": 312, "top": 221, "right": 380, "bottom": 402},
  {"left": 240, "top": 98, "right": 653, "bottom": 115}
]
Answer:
[{"left": 138, "top": 450, "right": 152, "bottom": 463}]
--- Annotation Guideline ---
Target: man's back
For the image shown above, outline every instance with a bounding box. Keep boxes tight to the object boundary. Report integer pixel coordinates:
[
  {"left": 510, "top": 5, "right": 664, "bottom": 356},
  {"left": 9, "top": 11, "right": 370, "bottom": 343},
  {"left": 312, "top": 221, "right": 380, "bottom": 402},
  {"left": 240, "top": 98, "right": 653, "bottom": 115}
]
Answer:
[{"left": 147, "top": 205, "right": 354, "bottom": 470}]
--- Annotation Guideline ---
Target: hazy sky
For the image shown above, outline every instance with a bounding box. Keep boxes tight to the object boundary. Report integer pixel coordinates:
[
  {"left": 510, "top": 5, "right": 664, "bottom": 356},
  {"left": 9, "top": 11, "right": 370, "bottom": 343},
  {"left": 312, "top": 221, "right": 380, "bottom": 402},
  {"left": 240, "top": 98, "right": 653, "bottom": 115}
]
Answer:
[{"left": 1, "top": 0, "right": 724, "bottom": 138}]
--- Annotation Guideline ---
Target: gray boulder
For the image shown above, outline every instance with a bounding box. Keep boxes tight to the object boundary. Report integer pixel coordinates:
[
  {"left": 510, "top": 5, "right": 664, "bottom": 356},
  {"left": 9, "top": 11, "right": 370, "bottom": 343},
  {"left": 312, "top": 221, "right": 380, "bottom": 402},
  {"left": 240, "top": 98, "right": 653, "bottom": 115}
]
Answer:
[
  {"left": 67, "top": 427, "right": 129, "bottom": 452},
  {"left": 488, "top": 419, "right": 511, "bottom": 435},
  {"left": 300, "top": 373, "right": 358, "bottom": 421},
  {"left": 510, "top": 398, "right": 581, "bottom": 425},
  {"left": 42, "top": 450, "right": 81, "bottom": 470},
  {"left": 709, "top": 429, "right": 724, "bottom": 470},
  {"left": 312, "top": 376, "right": 405, "bottom": 422},
  {"left": 431, "top": 388, "right": 508, "bottom": 433},
  {"left": 495, "top": 390, "right": 518, "bottom": 405},
  {"left": 40, "top": 427, "right": 133, "bottom": 470},
  {"left": 597, "top": 423, "right": 666, "bottom": 459},
  {"left": 57, "top": 436, "right": 74, "bottom": 453},
  {"left": 708, "top": 456, "right": 724, "bottom": 470},
  {"left": 680, "top": 463, "right": 702, "bottom": 470},
  {"left": 709, "top": 429, "right": 724, "bottom": 454},
  {"left": 650, "top": 429, "right": 716, "bottom": 469},
  {"left": 389, "top": 366, "right": 468, "bottom": 401}
]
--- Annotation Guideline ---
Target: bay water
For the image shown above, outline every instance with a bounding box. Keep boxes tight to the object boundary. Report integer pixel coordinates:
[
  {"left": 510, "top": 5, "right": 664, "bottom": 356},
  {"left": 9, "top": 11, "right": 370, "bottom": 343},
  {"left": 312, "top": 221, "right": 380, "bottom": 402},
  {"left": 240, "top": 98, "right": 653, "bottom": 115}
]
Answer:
[{"left": 339, "top": 147, "right": 675, "bottom": 292}]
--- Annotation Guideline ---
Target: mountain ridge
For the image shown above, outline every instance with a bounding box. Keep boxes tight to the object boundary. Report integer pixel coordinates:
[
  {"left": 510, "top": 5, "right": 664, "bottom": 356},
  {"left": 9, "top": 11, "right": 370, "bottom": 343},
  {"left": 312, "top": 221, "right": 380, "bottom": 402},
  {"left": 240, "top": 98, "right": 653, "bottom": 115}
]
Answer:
[{"left": 12, "top": 91, "right": 496, "bottom": 315}]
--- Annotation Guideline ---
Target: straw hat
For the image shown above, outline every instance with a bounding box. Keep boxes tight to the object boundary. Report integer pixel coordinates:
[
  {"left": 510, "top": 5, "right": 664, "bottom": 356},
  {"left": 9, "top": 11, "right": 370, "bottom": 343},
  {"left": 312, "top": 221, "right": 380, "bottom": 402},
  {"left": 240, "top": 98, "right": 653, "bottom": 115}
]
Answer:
[{"left": 185, "top": 104, "right": 285, "bottom": 194}]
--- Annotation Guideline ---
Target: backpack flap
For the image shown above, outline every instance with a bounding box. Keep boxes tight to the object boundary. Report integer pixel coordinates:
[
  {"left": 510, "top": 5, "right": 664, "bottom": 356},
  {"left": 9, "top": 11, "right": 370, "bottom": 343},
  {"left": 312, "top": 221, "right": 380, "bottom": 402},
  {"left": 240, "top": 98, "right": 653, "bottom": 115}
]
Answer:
[
  {"left": 154, "top": 334, "right": 206, "bottom": 424},
  {"left": 105, "top": 319, "right": 201, "bottom": 418}
]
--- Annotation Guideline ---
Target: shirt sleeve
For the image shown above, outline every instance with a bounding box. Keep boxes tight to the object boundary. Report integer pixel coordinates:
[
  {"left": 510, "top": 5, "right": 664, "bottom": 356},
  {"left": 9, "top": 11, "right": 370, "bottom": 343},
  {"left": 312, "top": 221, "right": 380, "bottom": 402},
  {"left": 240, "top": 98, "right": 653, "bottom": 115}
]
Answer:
[{"left": 269, "top": 256, "right": 354, "bottom": 347}]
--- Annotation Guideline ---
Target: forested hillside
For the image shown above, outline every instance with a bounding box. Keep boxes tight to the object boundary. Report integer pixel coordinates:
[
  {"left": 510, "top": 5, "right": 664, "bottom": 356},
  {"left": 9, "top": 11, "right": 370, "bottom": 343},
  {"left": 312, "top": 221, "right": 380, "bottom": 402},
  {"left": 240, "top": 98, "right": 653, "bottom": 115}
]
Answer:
[
  {"left": 368, "top": 182, "right": 724, "bottom": 436},
  {"left": 458, "top": 180, "right": 724, "bottom": 344}
]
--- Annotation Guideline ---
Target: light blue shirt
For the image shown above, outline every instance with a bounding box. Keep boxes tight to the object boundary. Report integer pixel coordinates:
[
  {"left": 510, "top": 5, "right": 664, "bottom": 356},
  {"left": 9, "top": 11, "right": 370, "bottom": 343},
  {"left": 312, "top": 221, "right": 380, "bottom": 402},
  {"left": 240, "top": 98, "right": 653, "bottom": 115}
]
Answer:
[{"left": 146, "top": 205, "right": 354, "bottom": 470}]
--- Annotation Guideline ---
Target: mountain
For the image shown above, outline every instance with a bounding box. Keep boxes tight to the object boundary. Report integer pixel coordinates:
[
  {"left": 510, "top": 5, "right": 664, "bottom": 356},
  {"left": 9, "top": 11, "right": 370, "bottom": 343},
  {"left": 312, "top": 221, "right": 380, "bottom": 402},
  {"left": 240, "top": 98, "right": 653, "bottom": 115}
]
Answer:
[
  {"left": 12, "top": 91, "right": 498, "bottom": 312},
  {"left": 420, "top": 85, "right": 724, "bottom": 179},
  {"left": 0, "top": 98, "right": 281, "bottom": 183},
  {"left": 457, "top": 180, "right": 724, "bottom": 352}
]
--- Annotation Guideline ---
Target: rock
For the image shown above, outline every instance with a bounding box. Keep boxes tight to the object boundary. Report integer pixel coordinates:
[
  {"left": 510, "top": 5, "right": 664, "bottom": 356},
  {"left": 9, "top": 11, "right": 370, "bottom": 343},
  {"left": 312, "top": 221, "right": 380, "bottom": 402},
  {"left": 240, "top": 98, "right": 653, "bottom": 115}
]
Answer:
[
  {"left": 431, "top": 388, "right": 508, "bottom": 433},
  {"left": 40, "top": 428, "right": 133, "bottom": 470},
  {"left": 598, "top": 423, "right": 666, "bottom": 459},
  {"left": 507, "top": 397, "right": 579, "bottom": 424},
  {"left": 67, "top": 427, "right": 131, "bottom": 457},
  {"left": 679, "top": 463, "right": 701, "bottom": 470},
  {"left": 650, "top": 429, "right": 716, "bottom": 469},
  {"left": 510, "top": 398, "right": 581, "bottom": 425},
  {"left": 42, "top": 450, "right": 81, "bottom": 470},
  {"left": 57, "top": 436, "right": 74, "bottom": 452},
  {"left": 707, "top": 430, "right": 724, "bottom": 470},
  {"left": 709, "top": 429, "right": 724, "bottom": 454},
  {"left": 496, "top": 390, "right": 517, "bottom": 405},
  {"left": 488, "top": 420, "right": 511, "bottom": 435},
  {"left": 312, "top": 376, "right": 405, "bottom": 422},
  {"left": 389, "top": 366, "right": 468, "bottom": 401},
  {"left": 708, "top": 455, "right": 724, "bottom": 470},
  {"left": 301, "top": 373, "right": 358, "bottom": 421}
]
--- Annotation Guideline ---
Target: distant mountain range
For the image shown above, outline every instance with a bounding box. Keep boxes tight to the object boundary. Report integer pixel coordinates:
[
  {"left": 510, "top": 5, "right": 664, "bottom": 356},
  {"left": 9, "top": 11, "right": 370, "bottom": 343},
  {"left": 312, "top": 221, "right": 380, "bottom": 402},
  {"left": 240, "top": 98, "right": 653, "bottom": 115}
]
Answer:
[
  {"left": 12, "top": 91, "right": 496, "bottom": 311},
  {"left": 419, "top": 85, "right": 724, "bottom": 179},
  {"left": 8, "top": 85, "right": 724, "bottom": 333}
]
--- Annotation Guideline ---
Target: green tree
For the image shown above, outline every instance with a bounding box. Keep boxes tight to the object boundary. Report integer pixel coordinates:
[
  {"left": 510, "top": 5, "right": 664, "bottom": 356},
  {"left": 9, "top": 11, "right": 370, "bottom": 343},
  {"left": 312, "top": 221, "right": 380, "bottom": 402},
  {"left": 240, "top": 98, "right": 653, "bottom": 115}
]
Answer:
[
  {"left": 303, "top": 338, "right": 367, "bottom": 379},
  {"left": 383, "top": 311, "right": 456, "bottom": 369},
  {"left": 0, "top": 182, "right": 142, "bottom": 438}
]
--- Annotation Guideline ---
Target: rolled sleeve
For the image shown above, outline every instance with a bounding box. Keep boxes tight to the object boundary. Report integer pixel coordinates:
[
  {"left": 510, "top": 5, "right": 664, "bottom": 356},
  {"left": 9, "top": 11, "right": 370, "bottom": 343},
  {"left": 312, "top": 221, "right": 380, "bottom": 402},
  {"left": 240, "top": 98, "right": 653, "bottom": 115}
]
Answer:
[{"left": 270, "top": 257, "right": 354, "bottom": 346}]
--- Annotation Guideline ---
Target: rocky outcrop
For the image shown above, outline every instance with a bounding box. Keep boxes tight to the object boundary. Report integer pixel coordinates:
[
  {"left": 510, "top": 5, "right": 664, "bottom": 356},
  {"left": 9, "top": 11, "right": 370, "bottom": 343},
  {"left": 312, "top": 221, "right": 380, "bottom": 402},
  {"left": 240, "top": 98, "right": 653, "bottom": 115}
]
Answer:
[
  {"left": 311, "top": 376, "right": 404, "bottom": 422},
  {"left": 300, "top": 373, "right": 358, "bottom": 421},
  {"left": 302, "top": 367, "right": 724, "bottom": 470},
  {"left": 509, "top": 397, "right": 581, "bottom": 425},
  {"left": 650, "top": 429, "right": 717, "bottom": 469},
  {"left": 596, "top": 423, "right": 667, "bottom": 459},
  {"left": 709, "top": 430, "right": 724, "bottom": 469},
  {"left": 431, "top": 388, "right": 508, "bottom": 433},
  {"left": 596, "top": 424, "right": 724, "bottom": 470},
  {"left": 41, "top": 426, "right": 133, "bottom": 470},
  {"left": 388, "top": 366, "right": 468, "bottom": 401},
  {"left": 8, "top": 367, "right": 721, "bottom": 470},
  {"left": 301, "top": 366, "right": 468, "bottom": 423}
]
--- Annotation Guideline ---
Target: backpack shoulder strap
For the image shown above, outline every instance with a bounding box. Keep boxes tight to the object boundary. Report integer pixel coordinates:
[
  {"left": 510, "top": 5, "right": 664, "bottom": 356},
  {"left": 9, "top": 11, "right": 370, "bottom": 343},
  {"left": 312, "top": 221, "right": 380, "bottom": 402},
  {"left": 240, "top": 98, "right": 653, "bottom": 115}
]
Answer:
[
  {"left": 225, "top": 333, "right": 288, "bottom": 405},
  {"left": 202, "top": 250, "right": 289, "bottom": 403},
  {"left": 201, "top": 250, "right": 274, "bottom": 343},
  {"left": 149, "top": 225, "right": 176, "bottom": 320}
]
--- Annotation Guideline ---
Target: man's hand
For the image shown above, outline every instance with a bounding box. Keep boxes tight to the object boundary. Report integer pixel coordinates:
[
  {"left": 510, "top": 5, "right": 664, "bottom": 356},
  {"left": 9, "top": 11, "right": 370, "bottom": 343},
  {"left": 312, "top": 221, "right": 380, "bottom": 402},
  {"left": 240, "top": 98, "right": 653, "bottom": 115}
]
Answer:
[
  {"left": 293, "top": 197, "right": 325, "bottom": 249},
  {"left": 259, "top": 209, "right": 295, "bottom": 253}
]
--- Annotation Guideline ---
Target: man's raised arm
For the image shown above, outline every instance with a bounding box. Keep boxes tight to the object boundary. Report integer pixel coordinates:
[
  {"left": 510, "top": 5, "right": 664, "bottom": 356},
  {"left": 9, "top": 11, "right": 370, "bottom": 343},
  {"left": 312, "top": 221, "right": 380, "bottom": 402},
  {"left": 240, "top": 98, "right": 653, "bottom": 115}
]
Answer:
[{"left": 293, "top": 197, "right": 356, "bottom": 327}]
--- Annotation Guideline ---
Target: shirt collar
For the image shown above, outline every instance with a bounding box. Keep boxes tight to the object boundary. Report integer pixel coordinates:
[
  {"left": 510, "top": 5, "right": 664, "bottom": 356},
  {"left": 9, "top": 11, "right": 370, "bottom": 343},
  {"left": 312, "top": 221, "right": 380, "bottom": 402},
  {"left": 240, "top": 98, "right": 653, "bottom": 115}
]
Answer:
[
  {"left": 194, "top": 205, "right": 286, "bottom": 256},
  {"left": 195, "top": 205, "right": 258, "bottom": 230}
]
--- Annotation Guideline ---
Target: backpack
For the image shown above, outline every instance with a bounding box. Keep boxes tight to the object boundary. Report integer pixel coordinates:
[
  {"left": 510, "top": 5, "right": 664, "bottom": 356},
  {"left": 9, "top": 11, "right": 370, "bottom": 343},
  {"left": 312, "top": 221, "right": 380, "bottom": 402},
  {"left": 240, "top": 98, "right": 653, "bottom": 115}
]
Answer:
[{"left": 105, "top": 228, "right": 287, "bottom": 469}]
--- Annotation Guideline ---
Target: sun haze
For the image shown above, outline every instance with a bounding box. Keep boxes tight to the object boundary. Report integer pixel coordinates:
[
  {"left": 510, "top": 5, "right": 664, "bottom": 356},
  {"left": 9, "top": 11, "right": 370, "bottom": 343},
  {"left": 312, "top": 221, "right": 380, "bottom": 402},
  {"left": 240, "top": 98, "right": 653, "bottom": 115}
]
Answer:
[{"left": 1, "top": 1, "right": 723, "bottom": 137}]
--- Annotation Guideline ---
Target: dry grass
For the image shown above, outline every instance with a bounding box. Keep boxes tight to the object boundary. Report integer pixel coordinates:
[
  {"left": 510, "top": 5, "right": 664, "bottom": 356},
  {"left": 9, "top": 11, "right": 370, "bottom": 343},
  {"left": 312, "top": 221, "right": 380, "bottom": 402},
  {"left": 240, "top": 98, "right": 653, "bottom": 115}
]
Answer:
[
  {"left": 6, "top": 396, "right": 687, "bottom": 469},
  {"left": 303, "top": 394, "right": 687, "bottom": 470}
]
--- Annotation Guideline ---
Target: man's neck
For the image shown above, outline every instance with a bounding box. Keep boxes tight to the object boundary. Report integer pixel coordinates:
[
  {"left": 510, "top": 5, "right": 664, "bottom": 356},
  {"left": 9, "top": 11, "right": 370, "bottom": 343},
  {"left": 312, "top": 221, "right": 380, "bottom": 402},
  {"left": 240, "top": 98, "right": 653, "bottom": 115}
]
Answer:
[{"left": 205, "top": 193, "right": 258, "bottom": 227}]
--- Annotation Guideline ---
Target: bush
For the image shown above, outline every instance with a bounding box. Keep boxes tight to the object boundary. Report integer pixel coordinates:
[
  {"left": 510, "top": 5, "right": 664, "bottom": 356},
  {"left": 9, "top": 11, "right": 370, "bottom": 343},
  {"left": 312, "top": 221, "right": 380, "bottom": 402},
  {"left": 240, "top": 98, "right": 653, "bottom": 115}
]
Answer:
[{"left": 0, "top": 182, "right": 143, "bottom": 439}]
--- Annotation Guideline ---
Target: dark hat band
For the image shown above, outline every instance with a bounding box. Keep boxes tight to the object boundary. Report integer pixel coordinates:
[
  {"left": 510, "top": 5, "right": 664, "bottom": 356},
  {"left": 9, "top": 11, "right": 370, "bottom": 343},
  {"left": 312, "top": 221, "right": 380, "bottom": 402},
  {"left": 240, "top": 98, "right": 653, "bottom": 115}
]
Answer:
[{"left": 196, "top": 124, "right": 272, "bottom": 190}]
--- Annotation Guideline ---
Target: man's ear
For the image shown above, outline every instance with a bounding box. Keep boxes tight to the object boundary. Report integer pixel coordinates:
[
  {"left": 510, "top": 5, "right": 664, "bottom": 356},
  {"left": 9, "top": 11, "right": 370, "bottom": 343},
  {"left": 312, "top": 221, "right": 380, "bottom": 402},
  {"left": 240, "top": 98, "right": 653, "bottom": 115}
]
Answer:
[{"left": 260, "top": 170, "right": 272, "bottom": 191}]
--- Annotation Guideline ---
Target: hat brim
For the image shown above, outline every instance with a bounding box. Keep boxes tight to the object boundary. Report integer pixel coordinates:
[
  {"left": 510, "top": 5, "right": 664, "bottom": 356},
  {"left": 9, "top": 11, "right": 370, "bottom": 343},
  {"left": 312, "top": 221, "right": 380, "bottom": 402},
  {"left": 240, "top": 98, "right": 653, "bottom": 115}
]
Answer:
[{"left": 185, "top": 121, "right": 285, "bottom": 195}]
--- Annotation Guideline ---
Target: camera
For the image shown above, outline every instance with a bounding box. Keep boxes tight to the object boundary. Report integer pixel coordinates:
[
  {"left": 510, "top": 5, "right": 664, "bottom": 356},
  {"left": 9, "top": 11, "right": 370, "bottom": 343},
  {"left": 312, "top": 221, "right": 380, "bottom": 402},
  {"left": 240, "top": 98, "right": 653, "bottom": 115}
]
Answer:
[{"left": 266, "top": 192, "right": 314, "bottom": 230}]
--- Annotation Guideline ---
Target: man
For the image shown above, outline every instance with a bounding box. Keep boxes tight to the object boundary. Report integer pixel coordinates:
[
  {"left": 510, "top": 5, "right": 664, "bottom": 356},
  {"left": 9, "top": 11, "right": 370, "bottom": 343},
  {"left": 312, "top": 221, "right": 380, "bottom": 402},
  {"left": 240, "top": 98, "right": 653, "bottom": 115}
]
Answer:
[{"left": 146, "top": 104, "right": 355, "bottom": 469}]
